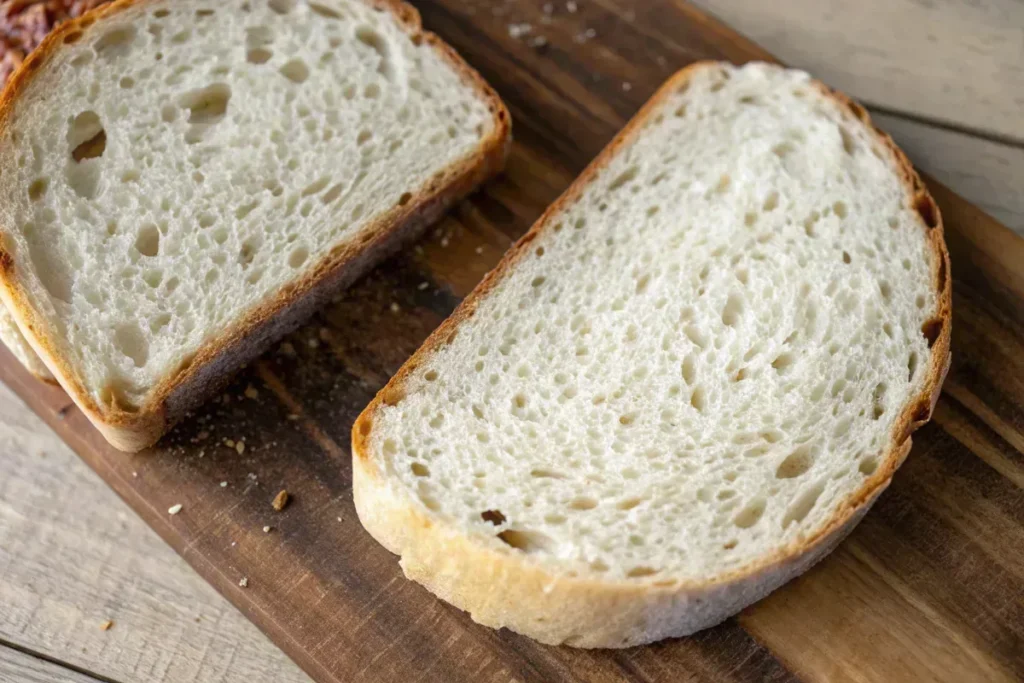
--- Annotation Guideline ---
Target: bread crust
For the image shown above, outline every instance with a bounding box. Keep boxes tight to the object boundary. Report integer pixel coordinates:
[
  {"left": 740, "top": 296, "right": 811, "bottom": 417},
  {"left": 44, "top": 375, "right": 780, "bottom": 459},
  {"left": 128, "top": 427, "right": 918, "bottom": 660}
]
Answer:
[
  {"left": 0, "top": 0, "right": 511, "bottom": 451},
  {"left": 352, "top": 61, "right": 952, "bottom": 648}
]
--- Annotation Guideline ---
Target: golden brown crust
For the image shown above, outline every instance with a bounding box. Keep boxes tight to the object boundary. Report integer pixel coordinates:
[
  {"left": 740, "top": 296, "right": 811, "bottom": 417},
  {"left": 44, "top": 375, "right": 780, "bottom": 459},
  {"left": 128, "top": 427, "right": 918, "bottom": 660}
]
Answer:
[
  {"left": 0, "top": 0, "right": 511, "bottom": 451},
  {"left": 352, "top": 60, "right": 952, "bottom": 647}
]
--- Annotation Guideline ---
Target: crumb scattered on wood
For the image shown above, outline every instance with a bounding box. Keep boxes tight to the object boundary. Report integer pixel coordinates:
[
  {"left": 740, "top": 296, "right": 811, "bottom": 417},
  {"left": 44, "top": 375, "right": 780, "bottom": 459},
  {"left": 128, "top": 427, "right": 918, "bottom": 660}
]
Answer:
[
  {"left": 238, "top": 577, "right": 248, "bottom": 588},
  {"left": 220, "top": 481, "right": 228, "bottom": 488},
  {"left": 308, "top": 338, "right": 320, "bottom": 349},
  {"left": 100, "top": 619, "right": 113, "bottom": 631},
  {"left": 168, "top": 504, "right": 183, "bottom": 515},
  {"left": 244, "top": 385, "right": 259, "bottom": 400},
  {"left": 272, "top": 489, "right": 290, "bottom": 511},
  {"left": 225, "top": 439, "right": 235, "bottom": 448},
  {"left": 390, "top": 302, "right": 400, "bottom": 313},
  {"left": 263, "top": 525, "right": 272, "bottom": 533},
  {"left": 418, "top": 281, "right": 430, "bottom": 291},
  {"left": 235, "top": 441, "right": 246, "bottom": 455}
]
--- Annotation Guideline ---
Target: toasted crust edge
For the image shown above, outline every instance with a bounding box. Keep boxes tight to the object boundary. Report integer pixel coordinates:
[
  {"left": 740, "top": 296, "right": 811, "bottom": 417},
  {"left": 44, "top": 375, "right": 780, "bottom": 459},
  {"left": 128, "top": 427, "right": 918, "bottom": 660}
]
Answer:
[
  {"left": 0, "top": 0, "right": 512, "bottom": 452},
  {"left": 351, "top": 61, "right": 952, "bottom": 648}
]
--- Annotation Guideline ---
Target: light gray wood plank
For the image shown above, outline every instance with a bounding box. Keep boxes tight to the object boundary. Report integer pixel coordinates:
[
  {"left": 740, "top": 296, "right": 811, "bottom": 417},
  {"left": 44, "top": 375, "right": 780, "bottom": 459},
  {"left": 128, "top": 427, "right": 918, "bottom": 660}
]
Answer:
[
  {"left": 0, "top": 646, "right": 105, "bottom": 683},
  {"left": 872, "top": 112, "right": 1024, "bottom": 235},
  {"left": 689, "top": 0, "right": 1024, "bottom": 142},
  {"left": 0, "top": 383, "right": 311, "bottom": 683}
]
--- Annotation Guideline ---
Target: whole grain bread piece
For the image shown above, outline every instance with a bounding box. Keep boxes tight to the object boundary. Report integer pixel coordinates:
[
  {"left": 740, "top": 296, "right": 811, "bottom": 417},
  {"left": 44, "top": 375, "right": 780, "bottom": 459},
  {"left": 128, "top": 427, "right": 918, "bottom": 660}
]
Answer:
[
  {"left": 353, "top": 61, "right": 951, "bottom": 648},
  {"left": 0, "top": 0, "right": 510, "bottom": 451}
]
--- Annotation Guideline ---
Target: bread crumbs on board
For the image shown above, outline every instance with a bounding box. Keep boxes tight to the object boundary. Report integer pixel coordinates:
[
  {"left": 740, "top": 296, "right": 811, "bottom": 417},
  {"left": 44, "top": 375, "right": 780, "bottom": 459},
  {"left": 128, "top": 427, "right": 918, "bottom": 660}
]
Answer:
[
  {"left": 168, "top": 504, "right": 183, "bottom": 515},
  {"left": 100, "top": 619, "right": 114, "bottom": 631},
  {"left": 272, "top": 490, "right": 290, "bottom": 511}
]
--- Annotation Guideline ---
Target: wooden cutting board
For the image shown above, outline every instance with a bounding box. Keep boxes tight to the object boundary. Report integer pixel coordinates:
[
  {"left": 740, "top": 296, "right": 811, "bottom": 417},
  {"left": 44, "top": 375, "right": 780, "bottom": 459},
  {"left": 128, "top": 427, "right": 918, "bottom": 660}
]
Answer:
[{"left": 3, "top": 1, "right": 1023, "bottom": 681}]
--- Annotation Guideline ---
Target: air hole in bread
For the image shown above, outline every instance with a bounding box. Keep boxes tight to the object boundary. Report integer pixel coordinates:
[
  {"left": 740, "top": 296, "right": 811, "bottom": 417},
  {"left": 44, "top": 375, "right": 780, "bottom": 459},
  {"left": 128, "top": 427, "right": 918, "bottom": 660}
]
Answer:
[
  {"left": 498, "top": 529, "right": 553, "bottom": 554},
  {"left": 762, "top": 191, "right": 779, "bottom": 211},
  {"left": 608, "top": 166, "right": 638, "bottom": 192},
  {"left": 134, "top": 224, "right": 160, "bottom": 257},
  {"left": 568, "top": 497, "right": 597, "bottom": 511},
  {"left": 481, "top": 509, "right": 506, "bottom": 525},
  {"left": 771, "top": 352, "right": 794, "bottom": 373},
  {"left": 280, "top": 58, "right": 309, "bottom": 83},
  {"left": 180, "top": 83, "right": 231, "bottom": 124},
  {"left": 776, "top": 445, "right": 813, "bottom": 479},
  {"left": 690, "top": 386, "right": 706, "bottom": 413},
  {"left": 355, "top": 26, "right": 393, "bottom": 80},
  {"left": 859, "top": 455, "right": 878, "bottom": 475},
  {"left": 921, "top": 318, "right": 942, "bottom": 348},
  {"left": 288, "top": 245, "right": 309, "bottom": 268},
  {"left": 839, "top": 126, "right": 857, "bottom": 155},
  {"left": 833, "top": 200, "right": 848, "bottom": 219},
  {"left": 95, "top": 26, "right": 136, "bottom": 58},
  {"left": 914, "top": 193, "right": 938, "bottom": 229},
  {"left": 410, "top": 462, "right": 429, "bottom": 477},
  {"left": 782, "top": 480, "right": 824, "bottom": 528},
  {"left": 721, "top": 293, "right": 743, "bottom": 326},
  {"left": 170, "top": 30, "right": 190, "bottom": 44},
  {"left": 310, "top": 2, "right": 342, "bottom": 19},
  {"left": 268, "top": 0, "right": 296, "bottom": 14},
  {"left": 247, "top": 48, "right": 273, "bottom": 64},
  {"left": 907, "top": 351, "right": 919, "bottom": 381},
  {"left": 627, "top": 566, "right": 658, "bottom": 578},
  {"left": 114, "top": 322, "right": 149, "bottom": 367},
  {"left": 28, "top": 178, "right": 48, "bottom": 201}
]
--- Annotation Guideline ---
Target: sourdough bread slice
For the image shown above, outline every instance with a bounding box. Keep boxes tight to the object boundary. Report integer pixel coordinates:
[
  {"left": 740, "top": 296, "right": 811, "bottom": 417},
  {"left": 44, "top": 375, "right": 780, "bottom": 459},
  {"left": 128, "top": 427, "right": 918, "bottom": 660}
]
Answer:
[
  {"left": 0, "top": 0, "right": 509, "bottom": 451},
  {"left": 0, "top": 305, "right": 52, "bottom": 381},
  {"left": 353, "top": 61, "right": 951, "bottom": 648}
]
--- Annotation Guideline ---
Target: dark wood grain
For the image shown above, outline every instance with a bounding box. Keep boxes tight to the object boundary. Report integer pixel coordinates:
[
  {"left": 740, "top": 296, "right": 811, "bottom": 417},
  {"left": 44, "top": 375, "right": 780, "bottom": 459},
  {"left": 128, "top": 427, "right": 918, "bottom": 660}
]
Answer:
[{"left": 2, "top": 1, "right": 1023, "bottom": 681}]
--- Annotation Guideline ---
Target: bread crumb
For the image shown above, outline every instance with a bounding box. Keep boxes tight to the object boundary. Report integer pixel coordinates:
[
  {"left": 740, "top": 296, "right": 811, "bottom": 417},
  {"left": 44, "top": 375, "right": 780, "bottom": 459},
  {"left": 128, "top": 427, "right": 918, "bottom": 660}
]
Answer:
[
  {"left": 418, "top": 281, "right": 430, "bottom": 291},
  {"left": 508, "top": 22, "right": 532, "bottom": 39},
  {"left": 622, "top": 82, "right": 632, "bottom": 92},
  {"left": 279, "top": 341, "right": 296, "bottom": 357},
  {"left": 238, "top": 577, "right": 248, "bottom": 588},
  {"left": 244, "top": 385, "right": 259, "bottom": 400},
  {"left": 475, "top": 246, "right": 485, "bottom": 255},
  {"left": 263, "top": 525, "right": 272, "bottom": 533},
  {"left": 132, "top": 471, "right": 137, "bottom": 478},
  {"left": 220, "top": 481, "right": 228, "bottom": 488},
  {"left": 566, "top": 1, "right": 578, "bottom": 12},
  {"left": 100, "top": 619, "right": 113, "bottom": 631},
  {"left": 440, "top": 237, "right": 450, "bottom": 248},
  {"left": 390, "top": 302, "right": 400, "bottom": 314},
  {"left": 308, "top": 338, "right": 320, "bottom": 349},
  {"left": 236, "top": 441, "right": 246, "bottom": 455},
  {"left": 286, "top": 414, "right": 299, "bottom": 421},
  {"left": 168, "top": 504, "right": 183, "bottom": 515},
  {"left": 272, "top": 489, "right": 289, "bottom": 511},
  {"left": 247, "top": 472, "right": 258, "bottom": 481},
  {"left": 529, "top": 35, "right": 548, "bottom": 48}
]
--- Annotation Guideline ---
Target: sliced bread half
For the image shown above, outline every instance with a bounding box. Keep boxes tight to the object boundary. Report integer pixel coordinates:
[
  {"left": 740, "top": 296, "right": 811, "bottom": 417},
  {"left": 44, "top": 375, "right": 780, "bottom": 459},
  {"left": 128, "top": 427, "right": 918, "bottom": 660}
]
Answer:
[
  {"left": 353, "top": 61, "right": 951, "bottom": 648},
  {"left": 0, "top": 0, "right": 509, "bottom": 451}
]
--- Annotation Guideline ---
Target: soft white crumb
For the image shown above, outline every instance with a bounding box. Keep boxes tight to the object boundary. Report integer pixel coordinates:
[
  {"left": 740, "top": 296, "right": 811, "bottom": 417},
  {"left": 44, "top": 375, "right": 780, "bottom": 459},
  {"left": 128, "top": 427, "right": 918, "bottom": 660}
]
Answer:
[
  {"left": 168, "top": 504, "right": 182, "bottom": 515},
  {"left": 238, "top": 577, "right": 248, "bottom": 588}
]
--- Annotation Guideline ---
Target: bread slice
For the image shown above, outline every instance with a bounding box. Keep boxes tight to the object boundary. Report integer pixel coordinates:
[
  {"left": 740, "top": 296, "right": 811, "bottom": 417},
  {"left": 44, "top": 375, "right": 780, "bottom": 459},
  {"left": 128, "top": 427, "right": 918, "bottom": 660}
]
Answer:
[
  {"left": 0, "top": 0, "right": 509, "bottom": 451},
  {"left": 0, "top": 305, "right": 53, "bottom": 381},
  {"left": 353, "top": 61, "right": 951, "bottom": 648}
]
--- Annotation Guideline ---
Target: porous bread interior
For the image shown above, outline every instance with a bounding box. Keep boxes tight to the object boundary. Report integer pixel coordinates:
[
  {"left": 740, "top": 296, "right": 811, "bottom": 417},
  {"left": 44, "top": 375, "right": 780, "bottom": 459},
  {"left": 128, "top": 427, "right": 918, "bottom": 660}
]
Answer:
[
  {"left": 368, "top": 62, "right": 939, "bottom": 584},
  {"left": 0, "top": 0, "right": 496, "bottom": 409}
]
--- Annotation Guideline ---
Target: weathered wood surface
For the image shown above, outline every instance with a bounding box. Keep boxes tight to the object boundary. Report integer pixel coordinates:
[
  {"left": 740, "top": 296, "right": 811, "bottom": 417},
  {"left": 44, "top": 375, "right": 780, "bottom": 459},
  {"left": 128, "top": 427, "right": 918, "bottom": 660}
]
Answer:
[
  {"left": 0, "top": 383, "right": 311, "bottom": 683},
  {"left": 0, "top": 646, "right": 102, "bottom": 683},
  {"left": 2, "top": 1, "right": 1024, "bottom": 681}
]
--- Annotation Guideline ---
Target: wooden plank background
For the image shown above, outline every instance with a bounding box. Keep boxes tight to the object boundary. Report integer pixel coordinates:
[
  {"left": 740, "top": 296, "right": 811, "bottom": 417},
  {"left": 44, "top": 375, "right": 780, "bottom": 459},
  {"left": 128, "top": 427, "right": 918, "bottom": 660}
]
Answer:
[{"left": 1, "top": 0, "right": 1023, "bottom": 681}]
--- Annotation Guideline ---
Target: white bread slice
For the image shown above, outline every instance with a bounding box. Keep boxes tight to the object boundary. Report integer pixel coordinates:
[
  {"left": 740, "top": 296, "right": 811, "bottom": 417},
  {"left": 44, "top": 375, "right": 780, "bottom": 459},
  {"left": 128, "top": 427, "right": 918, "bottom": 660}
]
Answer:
[
  {"left": 0, "top": 0, "right": 509, "bottom": 451},
  {"left": 0, "top": 305, "right": 52, "bottom": 381},
  {"left": 353, "top": 61, "right": 951, "bottom": 648}
]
